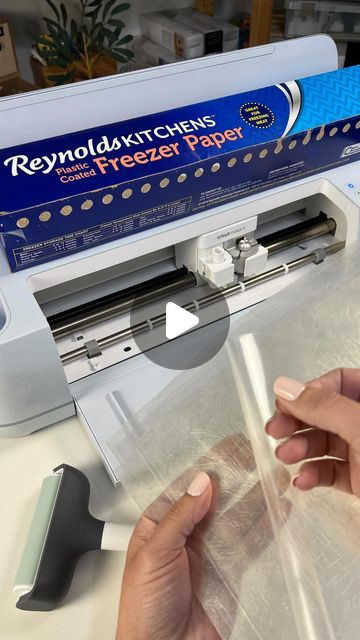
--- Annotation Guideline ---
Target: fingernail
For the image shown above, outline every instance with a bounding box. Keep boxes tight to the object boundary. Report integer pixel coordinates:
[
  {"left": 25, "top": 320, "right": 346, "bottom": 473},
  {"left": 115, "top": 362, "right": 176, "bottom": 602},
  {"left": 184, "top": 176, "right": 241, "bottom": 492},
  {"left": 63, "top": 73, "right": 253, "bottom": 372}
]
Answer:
[
  {"left": 275, "top": 444, "right": 282, "bottom": 459},
  {"left": 265, "top": 415, "right": 275, "bottom": 434},
  {"left": 274, "top": 376, "right": 305, "bottom": 401},
  {"left": 292, "top": 473, "right": 300, "bottom": 487},
  {"left": 187, "top": 472, "right": 211, "bottom": 497}
]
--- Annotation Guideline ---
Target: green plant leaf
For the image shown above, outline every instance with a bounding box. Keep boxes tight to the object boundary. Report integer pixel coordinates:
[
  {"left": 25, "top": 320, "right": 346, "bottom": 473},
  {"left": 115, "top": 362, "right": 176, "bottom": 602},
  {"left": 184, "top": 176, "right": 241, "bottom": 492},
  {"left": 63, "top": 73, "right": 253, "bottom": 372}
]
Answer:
[
  {"left": 87, "top": 0, "right": 102, "bottom": 6},
  {"left": 38, "top": 48, "right": 63, "bottom": 60},
  {"left": 86, "top": 9, "right": 102, "bottom": 24},
  {"left": 93, "top": 6, "right": 102, "bottom": 21},
  {"left": 44, "top": 17, "right": 63, "bottom": 30},
  {"left": 85, "top": 2, "right": 101, "bottom": 16},
  {"left": 110, "top": 51, "right": 128, "bottom": 62},
  {"left": 37, "top": 36, "right": 57, "bottom": 48},
  {"left": 111, "top": 3, "right": 130, "bottom": 15},
  {"left": 55, "top": 25, "right": 73, "bottom": 53},
  {"left": 48, "top": 67, "right": 76, "bottom": 84},
  {"left": 60, "top": 3, "right": 68, "bottom": 28},
  {"left": 38, "top": 53, "right": 59, "bottom": 64},
  {"left": 70, "top": 19, "right": 78, "bottom": 40},
  {"left": 103, "top": 0, "right": 117, "bottom": 21},
  {"left": 48, "top": 56, "right": 69, "bottom": 68},
  {"left": 44, "top": 22, "right": 62, "bottom": 44},
  {"left": 108, "top": 18, "right": 125, "bottom": 28},
  {"left": 45, "top": 23, "right": 73, "bottom": 61},
  {"left": 46, "top": 0, "right": 60, "bottom": 21},
  {"left": 62, "top": 67, "right": 75, "bottom": 79},
  {"left": 111, "top": 51, "right": 128, "bottom": 62},
  {"left": 43, "top": 18, "right": 73, "bottom": 55},
  {"left": 38, "top": 50, "right": 55, "bottom": 60},
  {"left": 88, "top": 22, "right": 102, "bottom": 47},
  {"left": 117, "top": 34, "right": 133, "bottom": 44},
  {"left": 114, "top": 46, "right": 134, "bottom": 57},
  {"left": 63, "top": 33, "right": 74, "bottom": 53},
  {"left": 47, "top": 74, "right": 66, "bottom": 84},
  {"left": 113, "top": 26, "right": 123, "bottom": 38},
  {"left": 101, "top": 26, "right": 116, "bottom": 40},
  {"left": 44, "top": 18, "right": 72, "bottom": 56}
]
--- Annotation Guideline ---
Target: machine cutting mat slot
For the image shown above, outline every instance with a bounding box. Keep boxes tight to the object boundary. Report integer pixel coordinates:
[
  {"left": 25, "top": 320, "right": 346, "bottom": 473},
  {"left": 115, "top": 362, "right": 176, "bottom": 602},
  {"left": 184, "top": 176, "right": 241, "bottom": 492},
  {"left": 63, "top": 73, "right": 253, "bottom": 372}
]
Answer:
[
  {"left": 49, "top": 212, "right": 336, "bottom": 344},
  {"left": 59, "top": 242, "right": 344, "bottom": 365}
]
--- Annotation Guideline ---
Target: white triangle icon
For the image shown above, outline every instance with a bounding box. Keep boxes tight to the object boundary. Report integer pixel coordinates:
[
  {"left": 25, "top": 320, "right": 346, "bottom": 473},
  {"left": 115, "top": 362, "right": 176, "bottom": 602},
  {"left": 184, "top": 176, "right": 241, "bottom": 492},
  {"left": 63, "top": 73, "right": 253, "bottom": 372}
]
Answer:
[{"left": 165, "top": 302, "right": 199, "bottom": 340}]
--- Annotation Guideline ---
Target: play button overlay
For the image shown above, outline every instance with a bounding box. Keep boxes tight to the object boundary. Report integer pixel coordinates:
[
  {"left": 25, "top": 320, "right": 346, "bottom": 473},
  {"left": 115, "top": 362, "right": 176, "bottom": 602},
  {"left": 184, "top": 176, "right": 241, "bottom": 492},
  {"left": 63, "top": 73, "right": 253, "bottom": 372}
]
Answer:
[
  {"left": 130, "top": 280, "right": 230, "bottom": 370},
  {"left": 165, "top": 302, "right": 199, "bottom": 339}
]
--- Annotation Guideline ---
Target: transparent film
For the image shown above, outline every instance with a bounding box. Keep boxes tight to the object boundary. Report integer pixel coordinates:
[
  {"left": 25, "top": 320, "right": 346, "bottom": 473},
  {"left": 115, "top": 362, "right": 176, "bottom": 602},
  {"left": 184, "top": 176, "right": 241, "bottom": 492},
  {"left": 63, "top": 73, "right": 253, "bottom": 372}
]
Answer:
[
  {"left": 228, "top": 242, "right": 360, "bottom": 640},
  {"left": 107, "top": 243, "right": 360, "bottom": 639}
]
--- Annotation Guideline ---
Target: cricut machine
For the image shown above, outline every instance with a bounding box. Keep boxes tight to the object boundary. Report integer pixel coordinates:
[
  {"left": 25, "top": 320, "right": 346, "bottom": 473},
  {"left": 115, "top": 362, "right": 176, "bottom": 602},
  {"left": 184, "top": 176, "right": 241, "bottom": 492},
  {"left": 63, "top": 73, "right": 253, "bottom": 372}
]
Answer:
[{"left": 1, "top": 35, "right": 360, "bottom": 484}]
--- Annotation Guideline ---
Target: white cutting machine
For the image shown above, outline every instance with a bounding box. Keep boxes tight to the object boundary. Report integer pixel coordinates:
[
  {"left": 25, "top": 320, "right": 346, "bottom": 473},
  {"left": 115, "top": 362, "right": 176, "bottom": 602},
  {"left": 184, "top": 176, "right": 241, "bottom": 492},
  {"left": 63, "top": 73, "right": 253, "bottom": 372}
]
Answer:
[{"left": 1, "top": 36, "right": 360, "bottom": 483}]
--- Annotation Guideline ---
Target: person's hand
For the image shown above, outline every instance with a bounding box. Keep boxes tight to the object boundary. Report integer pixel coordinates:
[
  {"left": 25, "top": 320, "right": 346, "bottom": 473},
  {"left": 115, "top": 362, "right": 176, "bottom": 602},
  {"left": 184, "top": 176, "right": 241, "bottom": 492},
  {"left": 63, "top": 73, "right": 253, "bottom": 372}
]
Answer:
[
  {"left": 116, "top": 471, "right": 221, "bottom": 640},
  {"left": 266, "top": 368, "right": 360, "bottom": 497},
  {"left": 116, "top": 434, "right": 290, "bottom": 640}
]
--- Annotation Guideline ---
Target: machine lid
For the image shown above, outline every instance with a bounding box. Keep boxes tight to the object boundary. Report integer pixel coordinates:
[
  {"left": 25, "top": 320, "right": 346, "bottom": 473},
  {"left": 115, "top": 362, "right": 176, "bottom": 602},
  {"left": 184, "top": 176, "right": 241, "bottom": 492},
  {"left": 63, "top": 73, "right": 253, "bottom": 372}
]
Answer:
[{"left": 0, "top": 35, "right": 337, "bottom": 148}]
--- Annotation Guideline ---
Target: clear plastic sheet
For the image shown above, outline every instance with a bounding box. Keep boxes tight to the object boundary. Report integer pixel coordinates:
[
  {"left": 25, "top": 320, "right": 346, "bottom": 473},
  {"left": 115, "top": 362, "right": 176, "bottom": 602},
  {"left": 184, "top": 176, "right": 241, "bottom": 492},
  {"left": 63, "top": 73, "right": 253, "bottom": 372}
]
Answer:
[
  {"left": 108, "top": 352, "right": 297, "bottom": 640},
  {"left": 107, "top": 243, "right": 360, "bottom": 640},
  {"left": 228, "top": 242, "right": 360, "bottom": 640}
]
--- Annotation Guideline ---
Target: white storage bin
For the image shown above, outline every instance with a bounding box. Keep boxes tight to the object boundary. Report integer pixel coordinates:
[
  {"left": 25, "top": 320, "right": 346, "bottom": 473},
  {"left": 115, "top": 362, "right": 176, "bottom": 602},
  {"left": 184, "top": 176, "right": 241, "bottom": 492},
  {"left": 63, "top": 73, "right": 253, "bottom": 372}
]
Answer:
[
  {"left": 285, "top": 1, "right": 360, "bottom": 37},
  {"left": 174, "top": 9, "right": 239, "bottom": 53},
  {"left": 140, "top": 12, "right": 204, "bottom": 60},
  {"left": 141, "top": 39, "right": 182, "bottom": 66}
]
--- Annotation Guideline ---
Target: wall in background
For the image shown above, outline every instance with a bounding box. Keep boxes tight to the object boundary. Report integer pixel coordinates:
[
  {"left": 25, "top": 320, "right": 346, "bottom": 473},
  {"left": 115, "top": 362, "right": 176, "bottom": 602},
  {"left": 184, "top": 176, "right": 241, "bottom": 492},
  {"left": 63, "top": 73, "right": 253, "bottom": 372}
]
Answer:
[{"left": 0, "top": 0, "right": 193, "bottom": 82}]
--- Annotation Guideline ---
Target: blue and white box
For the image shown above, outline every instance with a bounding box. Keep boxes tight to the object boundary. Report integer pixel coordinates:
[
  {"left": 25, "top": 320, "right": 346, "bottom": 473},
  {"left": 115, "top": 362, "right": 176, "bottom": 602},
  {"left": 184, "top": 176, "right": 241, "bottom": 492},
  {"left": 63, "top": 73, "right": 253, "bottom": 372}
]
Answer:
[{"left": 1, "top": 65, "right": 360, "bottom": 271}]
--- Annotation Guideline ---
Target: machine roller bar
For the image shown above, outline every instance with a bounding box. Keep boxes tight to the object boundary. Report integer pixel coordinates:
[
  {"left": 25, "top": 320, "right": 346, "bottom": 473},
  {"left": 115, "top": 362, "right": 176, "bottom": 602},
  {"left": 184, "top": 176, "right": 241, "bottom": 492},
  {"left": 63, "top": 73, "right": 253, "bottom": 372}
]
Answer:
[
  {"left": 50, "top": 268, "right": 196, "bottom": 339},
  {"left": 53, "top": 216, "right": 334, "bottom": 340},
  {"left": 258, "top": 215, "right": 336, "bottom": 255},
  {"left": 60, "top": 242, "right": 344, "bottom": 365}
]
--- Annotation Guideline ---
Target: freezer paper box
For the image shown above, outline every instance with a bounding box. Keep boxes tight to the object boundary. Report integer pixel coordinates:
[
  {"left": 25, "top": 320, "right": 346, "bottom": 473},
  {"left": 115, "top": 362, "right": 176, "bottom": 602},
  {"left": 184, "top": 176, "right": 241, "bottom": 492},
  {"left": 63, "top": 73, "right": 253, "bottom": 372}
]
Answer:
[{"left": 1, "top": 65, "right": 360, "bottom": 271}]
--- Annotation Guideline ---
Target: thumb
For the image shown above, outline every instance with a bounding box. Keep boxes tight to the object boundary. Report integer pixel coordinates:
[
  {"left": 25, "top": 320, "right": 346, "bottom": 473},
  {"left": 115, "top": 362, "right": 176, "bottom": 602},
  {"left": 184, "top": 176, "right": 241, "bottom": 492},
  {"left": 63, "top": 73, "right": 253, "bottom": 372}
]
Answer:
[
  {"left": 273, "top": 376, "right": 360, "bottom": 452},
  {"left": 147, "top": 472, "right": 212, "bottom": 562}
]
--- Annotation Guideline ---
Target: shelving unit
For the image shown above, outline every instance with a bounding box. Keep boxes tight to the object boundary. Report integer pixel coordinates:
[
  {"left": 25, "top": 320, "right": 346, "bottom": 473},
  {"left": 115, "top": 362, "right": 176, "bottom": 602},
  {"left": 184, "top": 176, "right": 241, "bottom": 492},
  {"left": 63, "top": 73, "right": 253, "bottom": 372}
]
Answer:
[
  {"left": 2, "top": 0, "right": 359, "bottom": 90},
  {"left": 4, "top": 0, "right": 276, "bottom": 83},
  {"left": 249, "top": 0, "right": 274, "bottom": 46},
  {"left": 332, "top": 32, "right": 360, "bottom": 43}
]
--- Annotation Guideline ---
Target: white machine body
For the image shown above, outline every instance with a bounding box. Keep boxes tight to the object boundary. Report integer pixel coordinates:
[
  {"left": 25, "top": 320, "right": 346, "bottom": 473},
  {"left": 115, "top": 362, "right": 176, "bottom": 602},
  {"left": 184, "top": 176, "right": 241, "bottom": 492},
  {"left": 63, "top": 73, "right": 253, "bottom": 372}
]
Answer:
[{"left": 1, "top": 36, "right": 360, "bottom": 483}]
